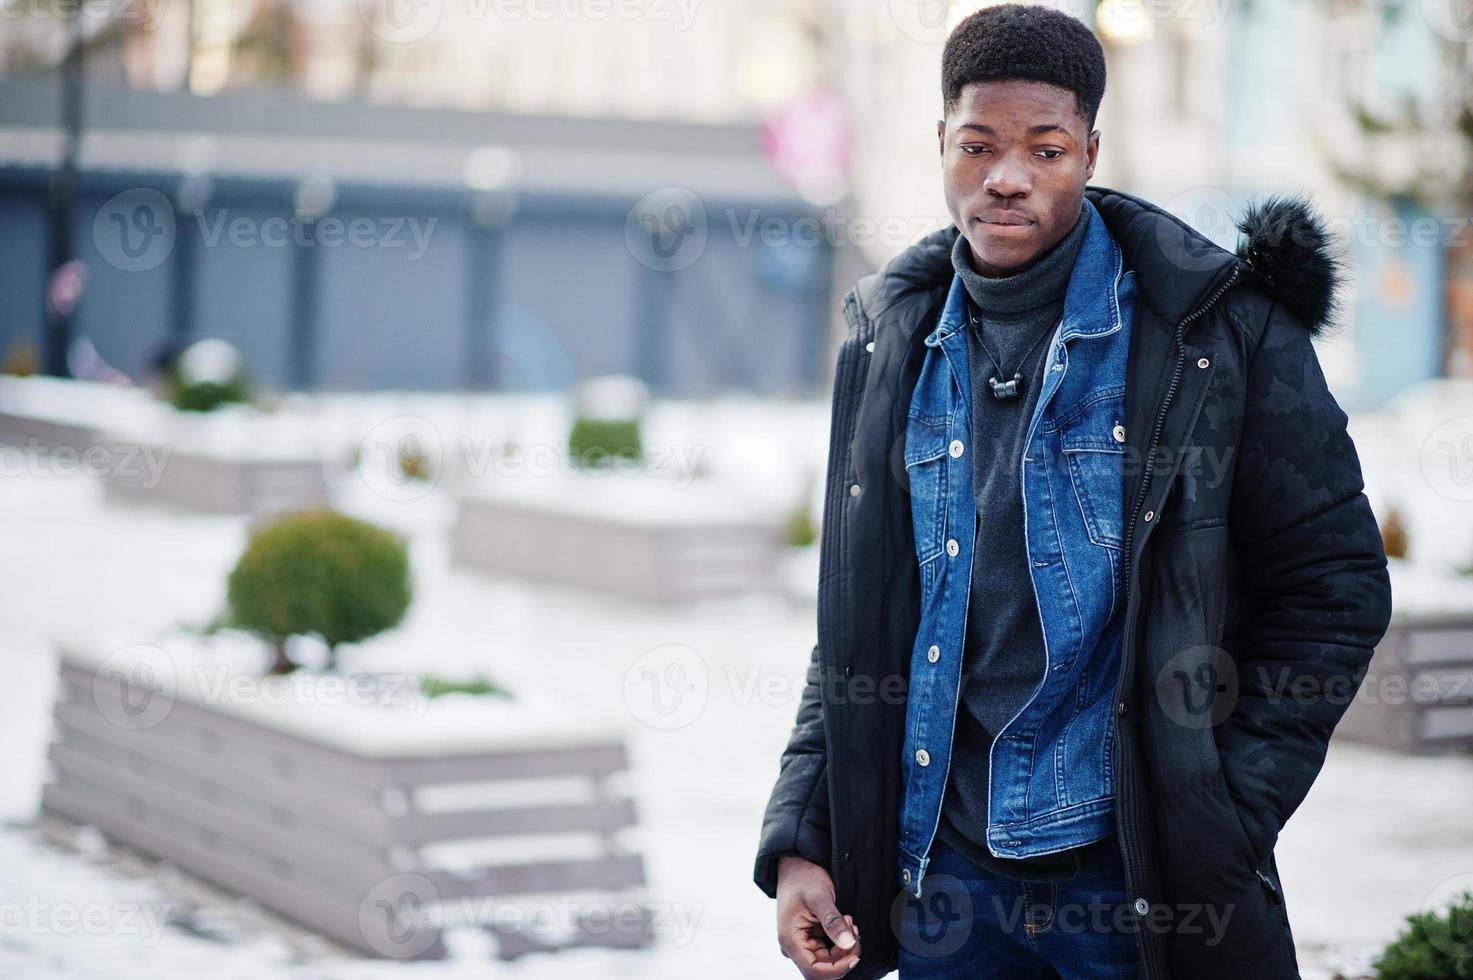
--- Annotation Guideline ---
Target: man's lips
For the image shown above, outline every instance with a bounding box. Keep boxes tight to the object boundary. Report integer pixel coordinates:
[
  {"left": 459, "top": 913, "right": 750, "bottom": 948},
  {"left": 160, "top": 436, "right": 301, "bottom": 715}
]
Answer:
[
  {"left": 975, "top": 214, "right": 1035, "bottom": 240},
  {"left": 976, "top": 214, "right": 1033, "bottom": 227}
]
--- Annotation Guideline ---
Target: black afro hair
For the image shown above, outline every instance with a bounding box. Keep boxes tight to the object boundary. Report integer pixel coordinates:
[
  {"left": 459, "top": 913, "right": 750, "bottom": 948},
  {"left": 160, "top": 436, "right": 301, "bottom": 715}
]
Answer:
[{"left": 942, "top": 4, "right": 1107, "bottom": 129}]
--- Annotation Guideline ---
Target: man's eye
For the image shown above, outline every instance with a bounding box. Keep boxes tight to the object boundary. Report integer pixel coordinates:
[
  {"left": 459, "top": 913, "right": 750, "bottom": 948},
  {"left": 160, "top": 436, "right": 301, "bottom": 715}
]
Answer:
[
  {"left": 1036, "top": 149, "right": 1064, "bottom": 160},
  {"left": 960, "top": 145, "right": 989, "bottom": 156}
]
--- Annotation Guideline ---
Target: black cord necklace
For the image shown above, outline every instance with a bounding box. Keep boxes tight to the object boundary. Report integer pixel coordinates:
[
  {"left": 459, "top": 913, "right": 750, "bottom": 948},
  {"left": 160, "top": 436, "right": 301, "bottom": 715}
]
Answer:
[{"left": 967, "top": 298, "right": 1054, "bottom": 400}]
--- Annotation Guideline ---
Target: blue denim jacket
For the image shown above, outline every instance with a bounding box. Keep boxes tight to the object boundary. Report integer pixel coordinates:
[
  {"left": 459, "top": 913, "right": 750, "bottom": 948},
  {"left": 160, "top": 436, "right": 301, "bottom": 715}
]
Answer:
[{"left": 898, "top": 199, "right": 1137, "bottom": 899}]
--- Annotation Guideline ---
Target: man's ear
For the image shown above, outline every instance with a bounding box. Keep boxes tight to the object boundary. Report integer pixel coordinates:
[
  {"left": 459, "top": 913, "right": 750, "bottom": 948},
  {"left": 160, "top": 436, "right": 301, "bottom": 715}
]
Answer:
[
  {"left": 937, "top": 119, "right": 946, "bottom": 156},
  {"left": 1084, "top": 129, "right": 1100, "bottom": 179}
]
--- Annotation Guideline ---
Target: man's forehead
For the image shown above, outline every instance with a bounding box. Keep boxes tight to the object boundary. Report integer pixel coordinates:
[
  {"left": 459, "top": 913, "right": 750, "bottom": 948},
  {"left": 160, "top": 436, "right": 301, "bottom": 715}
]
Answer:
[
  {"left": 948, "top": 82, "right": 1084, "bottom": 129},
  {"left": 956, "top": 79, "right": 1076, "bottom": 104}
]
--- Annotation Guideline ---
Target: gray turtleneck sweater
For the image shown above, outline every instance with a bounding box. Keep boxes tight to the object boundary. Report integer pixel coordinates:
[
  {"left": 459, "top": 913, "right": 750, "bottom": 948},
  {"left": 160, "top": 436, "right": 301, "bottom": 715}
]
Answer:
[{"left": 934, "top": 202, "right": 1106, "bottom": 881}]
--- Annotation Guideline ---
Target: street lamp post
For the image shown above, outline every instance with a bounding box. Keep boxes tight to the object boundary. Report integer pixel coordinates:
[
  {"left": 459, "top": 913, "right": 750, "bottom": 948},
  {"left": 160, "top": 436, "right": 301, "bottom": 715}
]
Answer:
[{"left": 43, "top": 13, "right": 85, "bottom": 378}]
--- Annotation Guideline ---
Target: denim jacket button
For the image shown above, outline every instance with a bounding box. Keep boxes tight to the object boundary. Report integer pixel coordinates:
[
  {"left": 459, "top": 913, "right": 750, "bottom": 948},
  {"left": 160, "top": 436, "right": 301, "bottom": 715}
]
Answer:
[
  {"left": 1197, "top": 356, "right": 1210, "bottom": 368},
  {"left": 927, "top": 645, "right": 940, "bottom": 663},
  {"left": 945, "top": 539, "right": 959, "bottom": 557},
  {"left": 1112, "top": 424, "right": 1126, "bottom": 443},
  {"left": 1144, "top": 510, "right": 1154, "bottom": 522},
  {"left": 902, "top": 869, "right": 912, "bottom": 885},
  {"left": 849, "top": 483, "right": 861, "bottom": 497},
  {"left": 948, "top": 439, "right": 965, "bottom": 458},
  {"left": 1133, "top": 897, "right": 1150, "bottom": 916},
  {"left": 865, "top": 341, "right": 875, "bottom": 353},
  {"left": 1117, "top": 700, "right": 1128, "bottom": 717},
  {"left": 915, "top": 748, "right": 930, "bottom": 766}
]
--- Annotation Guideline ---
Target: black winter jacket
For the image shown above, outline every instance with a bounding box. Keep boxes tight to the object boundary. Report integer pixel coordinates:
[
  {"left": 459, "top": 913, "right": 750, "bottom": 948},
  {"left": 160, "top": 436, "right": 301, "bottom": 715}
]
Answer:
[{"left": 753, "top": 185, "right": 1394, "bottom": 979}]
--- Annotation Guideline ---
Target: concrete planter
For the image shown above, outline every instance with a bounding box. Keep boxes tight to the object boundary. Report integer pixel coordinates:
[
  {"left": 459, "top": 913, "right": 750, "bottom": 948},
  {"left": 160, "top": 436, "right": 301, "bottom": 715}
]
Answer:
[
  {"left": 0, "top": 375, "right": 155, "bottom": 456},
  {"left": 94, "top": 406, "right": 335, "bottom": 514},
  {"left": 40, "top": 641, "right": 651, "bottom": 961},
  {"left": 0, "top": 409, "right": 102, "bottom": 456},
  {"left": 1335, "top": 611, "right": 1473, "bottom": 753},
  {"left": 452, "top": 472, "right": 784, "bottom": 603},
  {"left": 0, "top": 377, "right": 333, "bottom": 514},
  {"left": 100, "top": 441, "right": 330, "bottom": 515}
]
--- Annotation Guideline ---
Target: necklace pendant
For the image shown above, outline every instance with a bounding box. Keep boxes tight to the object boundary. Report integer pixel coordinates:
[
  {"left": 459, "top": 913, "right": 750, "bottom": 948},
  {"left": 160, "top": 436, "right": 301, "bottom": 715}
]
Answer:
[{"left": 989, "top": 374, "right": 1023, "bottom": 400}]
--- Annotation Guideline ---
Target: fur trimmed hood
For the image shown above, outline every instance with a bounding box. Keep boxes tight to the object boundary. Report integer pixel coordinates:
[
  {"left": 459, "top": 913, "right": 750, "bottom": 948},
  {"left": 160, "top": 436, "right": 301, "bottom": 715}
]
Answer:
[
  {"left": 1088, "top": 186, "right": 1345, "bottom": 338},
  {"left": 1233, "top": 195, "right": 1345, "bottom": 339}
]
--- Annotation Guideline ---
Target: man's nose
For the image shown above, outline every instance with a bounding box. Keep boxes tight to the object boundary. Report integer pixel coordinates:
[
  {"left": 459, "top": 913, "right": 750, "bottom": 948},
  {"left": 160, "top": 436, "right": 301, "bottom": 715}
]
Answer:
[{"left": 983, "top": 154, "right": 1031, "bottom": 199}]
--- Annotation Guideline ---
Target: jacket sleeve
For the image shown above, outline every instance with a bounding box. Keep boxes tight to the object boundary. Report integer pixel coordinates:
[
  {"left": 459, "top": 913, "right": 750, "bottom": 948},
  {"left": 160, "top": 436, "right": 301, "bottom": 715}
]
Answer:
[
  {"left": 1219, "top": 298, "right": 1394, "bottom": 864},
  {"left": 753, "top": 639, "right": 833, "bottom": 899},
  {"left": 753, "top": 287, "right": 881, "bottom": 900}
]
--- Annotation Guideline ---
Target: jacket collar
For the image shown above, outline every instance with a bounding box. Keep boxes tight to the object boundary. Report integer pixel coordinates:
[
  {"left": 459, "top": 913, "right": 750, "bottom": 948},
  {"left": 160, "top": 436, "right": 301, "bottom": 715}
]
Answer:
[{"left": 1085, "top": 185, "right": 1242, "bottom": 326}]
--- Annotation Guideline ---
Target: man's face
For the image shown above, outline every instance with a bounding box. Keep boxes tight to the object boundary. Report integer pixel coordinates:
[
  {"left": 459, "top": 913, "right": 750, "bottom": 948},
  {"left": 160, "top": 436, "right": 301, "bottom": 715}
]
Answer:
[{"left": 938, "top": 79, "right": 1099, "bottom": 277}]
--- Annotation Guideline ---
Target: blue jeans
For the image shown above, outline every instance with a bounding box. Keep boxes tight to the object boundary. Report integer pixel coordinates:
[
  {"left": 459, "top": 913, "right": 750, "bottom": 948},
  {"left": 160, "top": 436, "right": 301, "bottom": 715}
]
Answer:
[{"left": 896, "top": 836, "right": 1141, "bottom": 979}]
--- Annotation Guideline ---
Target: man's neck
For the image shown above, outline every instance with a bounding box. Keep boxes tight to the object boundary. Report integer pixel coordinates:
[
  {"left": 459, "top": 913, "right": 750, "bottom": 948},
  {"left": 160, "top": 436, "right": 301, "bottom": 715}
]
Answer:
[{"left": 951, "top": 202, "right": 1089, "bottom": 321}]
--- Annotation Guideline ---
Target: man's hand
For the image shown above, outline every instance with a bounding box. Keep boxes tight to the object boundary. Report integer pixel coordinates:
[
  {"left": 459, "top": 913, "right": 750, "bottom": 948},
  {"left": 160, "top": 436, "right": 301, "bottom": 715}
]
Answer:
[{"left": 775, "top": 855, "right": 861, "bottom": 978}]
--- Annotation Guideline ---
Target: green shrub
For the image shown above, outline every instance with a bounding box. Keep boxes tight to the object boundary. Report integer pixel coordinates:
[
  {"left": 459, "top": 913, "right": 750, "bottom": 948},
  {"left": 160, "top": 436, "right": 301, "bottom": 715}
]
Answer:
[
  {"left": 419, "top": 674, "right": 510, "bottom": 699},
  {"left": 160, "top": 337, "right": 252, "bottom": 411},
  {"left": 170, "top": 377, "right": 250, "bottom": 412},
  {"left": 784, "top": 499, "right": 818, "bottom": 547},
  {"left": 226, "top": 509, "right": 411, "bottom": 674},
  {"left": 1374, "top": 890, "right": 1473, "bottom": 979},
  {"left": 568, "top": 416, "right": 642, "bottom": 469},
  {"left": 784, "top": 472, "right": 820, "bottom": 547}
]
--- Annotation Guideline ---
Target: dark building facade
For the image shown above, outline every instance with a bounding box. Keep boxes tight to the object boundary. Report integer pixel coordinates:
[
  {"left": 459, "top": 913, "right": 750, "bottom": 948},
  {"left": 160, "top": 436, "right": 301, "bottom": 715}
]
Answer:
[{"left": 0, "top": 79, "right": 837, "bottom": 396}]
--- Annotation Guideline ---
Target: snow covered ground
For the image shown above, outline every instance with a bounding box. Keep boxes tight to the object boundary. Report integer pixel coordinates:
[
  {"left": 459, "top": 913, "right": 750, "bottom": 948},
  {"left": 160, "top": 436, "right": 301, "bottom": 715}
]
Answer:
[
  {"left": 1, "top": 389, "right": 1471, "bottom": 978},
  {"left": 0, "top": 402, "right": 824, "bottom": 980}
]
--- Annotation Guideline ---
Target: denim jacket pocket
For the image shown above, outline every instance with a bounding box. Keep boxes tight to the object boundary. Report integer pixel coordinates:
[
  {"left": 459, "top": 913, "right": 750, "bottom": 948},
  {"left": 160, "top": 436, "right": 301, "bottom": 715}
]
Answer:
[
  {"left": 1057, "top": 385, "right": 1127, "bottom": 551},
  {"left": 904, "top": 415, "right": 950, "bottom": 568}
]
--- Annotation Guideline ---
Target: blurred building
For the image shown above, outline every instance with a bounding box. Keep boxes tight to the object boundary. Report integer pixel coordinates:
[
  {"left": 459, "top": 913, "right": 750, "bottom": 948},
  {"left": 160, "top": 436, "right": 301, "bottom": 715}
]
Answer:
[
  {"left": 0, "top": 76, "right": 841, "bottom": 394},
  {"left": 0, "top": 0, "right": 848, "bottom": 395},
  {"left": 1, "top": 0, "right": 1465, "bottom": 405},
  {"left": 0, "top": 0, "right": 834, "bottom": 121}
]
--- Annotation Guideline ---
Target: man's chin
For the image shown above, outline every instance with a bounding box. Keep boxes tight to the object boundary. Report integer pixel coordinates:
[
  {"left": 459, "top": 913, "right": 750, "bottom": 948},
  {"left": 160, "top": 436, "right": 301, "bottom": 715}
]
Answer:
[{"left": 969, "top": 239, "right": 1041, "bottom": 277}]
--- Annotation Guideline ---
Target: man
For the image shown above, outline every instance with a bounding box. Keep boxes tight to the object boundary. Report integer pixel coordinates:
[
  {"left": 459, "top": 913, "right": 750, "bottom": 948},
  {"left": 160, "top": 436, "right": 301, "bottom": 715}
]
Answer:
[{"left": 753, "top": 5, "right": 1393, "bottom": 979}]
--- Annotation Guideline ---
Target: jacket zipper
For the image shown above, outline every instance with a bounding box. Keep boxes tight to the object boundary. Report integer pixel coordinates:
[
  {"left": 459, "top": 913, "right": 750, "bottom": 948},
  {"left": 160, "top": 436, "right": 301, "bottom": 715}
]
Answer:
[{"left": 1115, "top": 265, "right": 1240, "bottom": 980}]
